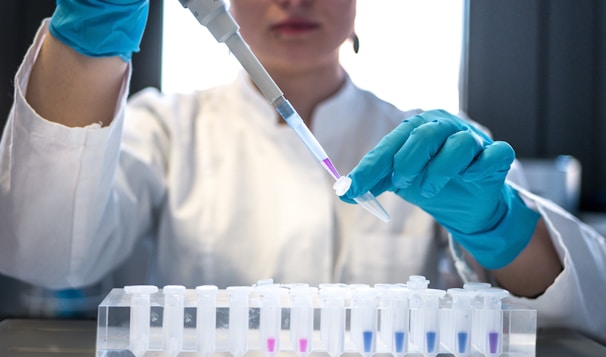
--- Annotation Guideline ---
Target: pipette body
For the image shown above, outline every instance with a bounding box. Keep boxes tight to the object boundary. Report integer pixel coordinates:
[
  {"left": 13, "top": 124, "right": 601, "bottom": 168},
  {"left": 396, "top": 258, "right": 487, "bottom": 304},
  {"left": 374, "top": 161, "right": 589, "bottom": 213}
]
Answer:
[{"left": 178, "top": 0, "right": 390, "bottom": 222}]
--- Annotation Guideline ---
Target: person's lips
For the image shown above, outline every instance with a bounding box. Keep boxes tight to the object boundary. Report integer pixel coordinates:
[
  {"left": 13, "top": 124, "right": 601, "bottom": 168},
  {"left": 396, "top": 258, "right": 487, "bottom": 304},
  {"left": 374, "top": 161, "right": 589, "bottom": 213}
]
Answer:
[{"left": 271, "top": 18, "right": 320, "bottom": 35}]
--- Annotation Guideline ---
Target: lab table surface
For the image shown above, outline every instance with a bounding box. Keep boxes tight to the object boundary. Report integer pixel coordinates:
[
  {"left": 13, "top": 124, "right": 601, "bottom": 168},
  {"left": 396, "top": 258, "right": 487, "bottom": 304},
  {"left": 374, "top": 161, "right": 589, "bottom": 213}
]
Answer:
[{"left": 0, "top": 319, "right": 605, "bottom": 356}]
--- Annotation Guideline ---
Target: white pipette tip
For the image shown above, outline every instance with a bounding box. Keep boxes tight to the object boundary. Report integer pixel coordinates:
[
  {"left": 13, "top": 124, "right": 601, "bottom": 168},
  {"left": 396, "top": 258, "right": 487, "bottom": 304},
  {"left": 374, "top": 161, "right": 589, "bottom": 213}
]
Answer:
[{"left": 334, "top": 177, "right": 391, "bottom": 222}]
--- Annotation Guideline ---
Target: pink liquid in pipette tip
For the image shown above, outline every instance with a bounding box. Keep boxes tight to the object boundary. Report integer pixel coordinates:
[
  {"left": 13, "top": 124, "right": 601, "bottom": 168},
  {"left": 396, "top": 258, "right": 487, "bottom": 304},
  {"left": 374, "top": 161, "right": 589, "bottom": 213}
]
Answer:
[
  {"left": 299, "top": 338, "right": 308, "bottom": 352},
  {"left": 322, "top": 158, "right": 340, "bottom": 180}
]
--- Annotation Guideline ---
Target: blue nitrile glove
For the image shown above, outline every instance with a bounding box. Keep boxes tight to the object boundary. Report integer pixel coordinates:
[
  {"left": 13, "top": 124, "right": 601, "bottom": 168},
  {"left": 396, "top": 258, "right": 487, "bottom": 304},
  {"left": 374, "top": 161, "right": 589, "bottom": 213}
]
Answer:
[
  {"left": 340, "top": 109, "right": 540, "bottom": 270},
  {"left": 49, "top": 0, "right": 149, "bottom": 61}
]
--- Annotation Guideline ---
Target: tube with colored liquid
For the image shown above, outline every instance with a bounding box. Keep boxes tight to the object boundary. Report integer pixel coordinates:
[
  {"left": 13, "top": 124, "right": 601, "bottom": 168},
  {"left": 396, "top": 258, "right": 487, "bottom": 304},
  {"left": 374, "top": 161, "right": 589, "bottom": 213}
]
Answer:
[
  {"left": 376, "top": 284, "right": 411, "bottom": 357},
  {"left": 476, "top": 288, "right": 509, "bottom": 357},
  {"left": 258, "top": 285, "right": 286, "bottom": 357},
  {"left": 350, "top": 287, "right": 378, "bottom": 357},
  {"left": 407, "top": 276, "right": 444, "bottom": 357},
  {"left": 445, "top": 288, "right": 476, "bottom": 357},
  {"left": 462, "top": 281, "right": 492, "bottom": 352},
  {"left": 289, "top": 286, "right": 317, "bottom": 357}
]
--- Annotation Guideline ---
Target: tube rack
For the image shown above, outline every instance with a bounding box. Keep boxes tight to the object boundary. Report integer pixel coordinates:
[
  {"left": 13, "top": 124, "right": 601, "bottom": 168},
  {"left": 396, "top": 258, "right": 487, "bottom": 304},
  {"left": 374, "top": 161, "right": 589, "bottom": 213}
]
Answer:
[{"left": 95, "top": 276, "right": 536, "bottom": 357}]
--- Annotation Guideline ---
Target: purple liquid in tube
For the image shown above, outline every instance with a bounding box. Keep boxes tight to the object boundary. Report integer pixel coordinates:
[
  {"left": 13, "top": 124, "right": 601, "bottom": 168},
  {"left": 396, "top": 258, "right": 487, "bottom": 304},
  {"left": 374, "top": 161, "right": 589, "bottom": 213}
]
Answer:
[
  {"left": 322, "top": 158, "right": 340, "bottom": 179},
  {"left": 488, "top": 332, "right": 500, "bottom": 354}
]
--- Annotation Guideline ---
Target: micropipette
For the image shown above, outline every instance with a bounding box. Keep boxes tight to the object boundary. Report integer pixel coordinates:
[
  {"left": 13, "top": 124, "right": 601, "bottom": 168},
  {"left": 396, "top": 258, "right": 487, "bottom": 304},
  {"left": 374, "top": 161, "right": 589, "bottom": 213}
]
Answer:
[{"left": 178, "top": 0, "right": 390, "bottom": 222}]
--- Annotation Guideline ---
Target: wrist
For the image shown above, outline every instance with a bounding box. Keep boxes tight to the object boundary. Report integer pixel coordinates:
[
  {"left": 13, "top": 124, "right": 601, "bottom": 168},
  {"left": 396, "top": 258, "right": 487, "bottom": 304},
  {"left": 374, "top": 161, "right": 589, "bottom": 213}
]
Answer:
[{"left": 448, "top": 185, "right": 541, "bottom": 269}]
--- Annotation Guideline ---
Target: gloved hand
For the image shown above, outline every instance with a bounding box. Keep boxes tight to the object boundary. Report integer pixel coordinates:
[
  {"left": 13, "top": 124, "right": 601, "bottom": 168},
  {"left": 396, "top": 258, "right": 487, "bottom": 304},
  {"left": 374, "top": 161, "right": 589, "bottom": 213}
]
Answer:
[
  {"left": 340, "top": 109, "right": 540, "bottom": 269},
  {"left": 50, "top": 0, "right": 149, "bottom": 61}
]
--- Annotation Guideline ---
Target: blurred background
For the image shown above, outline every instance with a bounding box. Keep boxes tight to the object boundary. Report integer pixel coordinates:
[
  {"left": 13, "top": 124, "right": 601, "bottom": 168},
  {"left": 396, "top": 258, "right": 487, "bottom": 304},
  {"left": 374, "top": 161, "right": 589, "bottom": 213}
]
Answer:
[{"left": 0, "top": 0, "right": 604, "bottom": 320}]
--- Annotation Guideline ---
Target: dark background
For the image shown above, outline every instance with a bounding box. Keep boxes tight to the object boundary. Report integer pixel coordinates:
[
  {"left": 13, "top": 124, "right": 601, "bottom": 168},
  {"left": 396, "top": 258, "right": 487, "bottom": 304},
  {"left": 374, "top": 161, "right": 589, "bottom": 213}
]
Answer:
[
  {"left": 464, "top": 0, "right": 606, "bottom": 211},
  {"left": 0, "top": 0, "right": 164, "bottom": 122}
]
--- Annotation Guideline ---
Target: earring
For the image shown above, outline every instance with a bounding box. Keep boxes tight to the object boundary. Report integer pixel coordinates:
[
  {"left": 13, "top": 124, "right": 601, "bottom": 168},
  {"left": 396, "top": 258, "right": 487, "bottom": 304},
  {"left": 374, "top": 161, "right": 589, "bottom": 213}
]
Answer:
[{"left": 352, "top": 33, "right": 360, "bottom": 54}]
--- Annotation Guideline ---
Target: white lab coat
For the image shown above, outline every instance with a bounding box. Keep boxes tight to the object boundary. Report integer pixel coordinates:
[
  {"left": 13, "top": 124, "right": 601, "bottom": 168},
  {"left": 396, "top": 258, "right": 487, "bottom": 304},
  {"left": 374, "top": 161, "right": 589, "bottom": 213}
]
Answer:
[{"left": 1, "top": 21, "right": 605, "bottom": 342}]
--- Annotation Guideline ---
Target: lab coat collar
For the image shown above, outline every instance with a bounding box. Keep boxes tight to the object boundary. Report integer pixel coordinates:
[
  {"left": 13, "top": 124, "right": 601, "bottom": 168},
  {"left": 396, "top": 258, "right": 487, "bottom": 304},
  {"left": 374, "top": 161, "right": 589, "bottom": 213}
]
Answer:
[
  {"left": 235, "top": 71, "right": 279, "bottom": 126},
  {"left": 311, "top": 73, "right": 360, "bottom": 131}
]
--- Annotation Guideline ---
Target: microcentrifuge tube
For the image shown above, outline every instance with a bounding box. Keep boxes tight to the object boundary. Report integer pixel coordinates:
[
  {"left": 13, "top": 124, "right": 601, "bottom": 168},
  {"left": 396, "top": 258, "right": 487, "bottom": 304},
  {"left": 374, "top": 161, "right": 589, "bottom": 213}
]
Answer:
[
  {"left": 319, "top": 286, "right": 346, "bottom": 357},
  {"left": 124, "top": 285, "right": 158, "bottom": 357},
  {"left": 258, "top": 285, "right": 286, "bottom": 357},
  {"left": 163, "top": 285, "right": 186, "bottom": 357},
  {"left": 227, "top": 286, "right": 251, "bottom": 357},
  {"left": 334, "top": 176, "right": 390, "bottom": 222},
  {"left": 476, "top": 288, "right": 509, "bottom": 357},
  {"left": 375, "top": 284, "right": 411, "bottom": 357},
  {"left": 350, "top": 287, "right": 378, "bottom": 357},
  {"left": 409, "top": 284, "right": 445, "bottom": 357},
  {"left": 445, "top": 288, "right": 476, "bottom": 357},
  {"left": 289, "top": 286, "right": 316, "bottom": 357},
  {"left": 407, "top": 275, "right": 431, "bottom": 291},
  {"left": 463, "top": 281, "right": 492, "bottom": 351},
  {"left": 196, "top": 285, "right": 218, "bottom": 357},
  {"left": 463, "top": 281, "right": 492, "bottom": 309}
]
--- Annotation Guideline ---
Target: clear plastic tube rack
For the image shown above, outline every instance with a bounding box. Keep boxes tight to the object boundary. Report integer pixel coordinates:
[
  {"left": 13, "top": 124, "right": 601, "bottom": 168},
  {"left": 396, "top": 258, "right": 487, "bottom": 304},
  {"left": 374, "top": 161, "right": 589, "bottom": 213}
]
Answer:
[{"left": 96, "top": 276, "right": 537, "bottom": 357}]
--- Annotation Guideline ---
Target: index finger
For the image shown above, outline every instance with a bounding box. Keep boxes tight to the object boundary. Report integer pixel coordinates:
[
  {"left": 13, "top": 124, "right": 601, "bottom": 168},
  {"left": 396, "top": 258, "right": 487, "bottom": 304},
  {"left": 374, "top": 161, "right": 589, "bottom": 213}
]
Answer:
[{"left": 346, "top": 114, "right": 426, "bottom": 197}]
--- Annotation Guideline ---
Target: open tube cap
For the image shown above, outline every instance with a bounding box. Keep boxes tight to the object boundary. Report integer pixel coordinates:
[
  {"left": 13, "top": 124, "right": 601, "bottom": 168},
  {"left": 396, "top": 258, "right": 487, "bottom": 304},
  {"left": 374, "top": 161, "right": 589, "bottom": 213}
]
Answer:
[{"left": 334, "top": 177, "right": 390, "bottom": 222}]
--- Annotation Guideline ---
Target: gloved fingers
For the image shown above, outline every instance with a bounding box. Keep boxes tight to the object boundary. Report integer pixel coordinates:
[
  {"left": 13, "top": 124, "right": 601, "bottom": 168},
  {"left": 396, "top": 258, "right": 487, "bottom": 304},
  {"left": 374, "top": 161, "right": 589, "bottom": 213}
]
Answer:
[
  {"left": 391, "top": 116, "right": 463, "bottom": 188},
  {"left": 345, "top": 115, "right": 426, "bottom": 198},
  {"left": 50, "top": 0, "right": 149, "bottom": 61},
  {"left": 418, "top": 129, "right": 485, "bottom": 197},
  {"left": 461, "top": 141, "right": 515, "bottom": 182}
]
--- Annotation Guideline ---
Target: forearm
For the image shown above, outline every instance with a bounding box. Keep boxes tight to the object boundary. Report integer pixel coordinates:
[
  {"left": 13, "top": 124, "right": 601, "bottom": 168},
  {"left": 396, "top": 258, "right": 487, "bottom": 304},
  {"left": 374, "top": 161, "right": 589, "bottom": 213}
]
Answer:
[
  {"left": 26, "top": 31, "right": 127, "bottom": 127},
  {"left": 492, "top": 218, "right": 563, "bottom": 297}
]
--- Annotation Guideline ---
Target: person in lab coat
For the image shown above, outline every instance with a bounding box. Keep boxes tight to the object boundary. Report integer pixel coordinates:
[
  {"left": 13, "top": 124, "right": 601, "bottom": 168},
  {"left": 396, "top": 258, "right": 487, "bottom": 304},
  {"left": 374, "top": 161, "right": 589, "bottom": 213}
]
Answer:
[{"left": 0, "top": 0, "right": 605, "bottom": 343}]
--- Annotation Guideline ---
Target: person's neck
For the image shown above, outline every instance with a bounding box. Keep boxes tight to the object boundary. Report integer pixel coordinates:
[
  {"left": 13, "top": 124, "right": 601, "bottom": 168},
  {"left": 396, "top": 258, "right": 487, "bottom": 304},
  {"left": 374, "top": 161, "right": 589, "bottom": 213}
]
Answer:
[{"left": 267, "top": 63, "right": 346, "bottom": 127}]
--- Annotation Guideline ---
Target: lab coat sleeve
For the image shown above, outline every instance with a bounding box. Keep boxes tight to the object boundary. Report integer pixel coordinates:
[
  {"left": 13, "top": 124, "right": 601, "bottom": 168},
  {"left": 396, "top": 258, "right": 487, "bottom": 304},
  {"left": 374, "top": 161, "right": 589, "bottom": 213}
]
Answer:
[
  {"left": 511, "top": 189, "right": 606, "bottom": 343},
  {"left": 451, "top": 166, "right": 606, "bottom": 342},
  {"left": 0, "top": 20, "right": 155, "bottom": 289}
]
